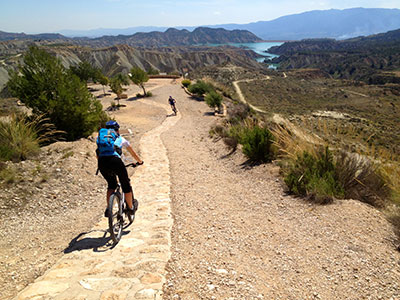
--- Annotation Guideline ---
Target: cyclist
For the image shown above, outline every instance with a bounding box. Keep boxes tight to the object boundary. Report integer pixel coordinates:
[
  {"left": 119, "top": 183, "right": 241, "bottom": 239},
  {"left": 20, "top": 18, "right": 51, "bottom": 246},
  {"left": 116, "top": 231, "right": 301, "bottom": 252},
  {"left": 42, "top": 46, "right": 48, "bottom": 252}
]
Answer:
[
  {"left": 168, "top": 96, "right": 177, "bottom": 115},
  {"left": 97, "top": 120, "right": 143, "bottom": 217}
]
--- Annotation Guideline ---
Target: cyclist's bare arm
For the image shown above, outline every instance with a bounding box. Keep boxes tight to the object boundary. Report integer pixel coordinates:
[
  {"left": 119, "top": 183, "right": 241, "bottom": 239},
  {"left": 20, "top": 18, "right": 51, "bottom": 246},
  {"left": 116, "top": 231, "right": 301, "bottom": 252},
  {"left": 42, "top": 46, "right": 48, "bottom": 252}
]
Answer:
[{"left": 127, "top": 145, "right": 143, "bottom": 164}]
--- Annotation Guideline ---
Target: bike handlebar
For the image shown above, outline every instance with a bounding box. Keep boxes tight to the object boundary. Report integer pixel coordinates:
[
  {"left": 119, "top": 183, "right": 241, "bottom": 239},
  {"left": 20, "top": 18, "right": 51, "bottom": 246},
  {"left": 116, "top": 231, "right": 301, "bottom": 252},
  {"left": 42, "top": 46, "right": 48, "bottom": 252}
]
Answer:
[
  {"left": 125, "top": 161, "right": 144, "bottom": 168},
  {"left": 96, "top": 161, "right": 144, "bottom": 175}
]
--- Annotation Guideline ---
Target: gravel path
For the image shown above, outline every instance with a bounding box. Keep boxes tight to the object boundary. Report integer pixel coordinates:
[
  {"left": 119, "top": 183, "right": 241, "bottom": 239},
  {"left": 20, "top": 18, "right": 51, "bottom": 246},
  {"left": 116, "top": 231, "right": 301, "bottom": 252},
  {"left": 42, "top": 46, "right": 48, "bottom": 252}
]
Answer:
[
  {"left": 2, "top": 79, "right": 399, "bottom": 300},
  {"left": 160, "top": 83, "right": 400, "bottom": 299}
]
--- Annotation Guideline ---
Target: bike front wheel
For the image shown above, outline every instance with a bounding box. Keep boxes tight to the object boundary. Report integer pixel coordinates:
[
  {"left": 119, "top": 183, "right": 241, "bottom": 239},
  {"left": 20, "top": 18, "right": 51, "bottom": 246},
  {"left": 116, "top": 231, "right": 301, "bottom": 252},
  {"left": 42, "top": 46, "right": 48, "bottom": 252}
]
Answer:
[{"left": 108, "top": 193, "right": 123, "bottom": 244}]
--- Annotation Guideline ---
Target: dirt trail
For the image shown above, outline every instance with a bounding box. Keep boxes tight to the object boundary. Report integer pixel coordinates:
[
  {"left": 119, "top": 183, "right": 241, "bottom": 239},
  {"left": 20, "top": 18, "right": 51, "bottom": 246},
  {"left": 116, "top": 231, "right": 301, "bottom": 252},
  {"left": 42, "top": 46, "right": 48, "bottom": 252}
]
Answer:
[
  {"left": 3, "top": 79, "right": 400, "bottom": 300},
  {"left": 232, "top": 79, "right": 267, "bottom": 113},
  {"left": 160, "top": 82, "right": 400, "bottom": 299}
]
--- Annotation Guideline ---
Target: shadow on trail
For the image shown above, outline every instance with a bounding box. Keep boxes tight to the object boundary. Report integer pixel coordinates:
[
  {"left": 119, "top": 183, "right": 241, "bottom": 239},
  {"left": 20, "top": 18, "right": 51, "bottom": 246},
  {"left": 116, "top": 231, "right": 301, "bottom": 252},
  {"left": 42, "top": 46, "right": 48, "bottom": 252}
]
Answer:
[
  {"left": 189, "top": 96, "right": 205, "bottom": 102},
  {"left": 239, "top": 160, "right": 263, "bottom": 170},
  {"left": 127, "top": 96, "right": 139, "bottom": 101},
  {"left": 63, "top": 228, "right": 131, "bottom": 253}
]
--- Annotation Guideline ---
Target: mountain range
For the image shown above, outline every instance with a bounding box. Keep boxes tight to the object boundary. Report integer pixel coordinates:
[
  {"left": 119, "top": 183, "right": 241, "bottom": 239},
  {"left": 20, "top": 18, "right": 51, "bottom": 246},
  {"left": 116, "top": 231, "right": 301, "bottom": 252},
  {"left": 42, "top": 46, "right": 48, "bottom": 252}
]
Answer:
[
  {"left": 0, "top": 27, "right": 261, "bottom": 47},
  {"left": 74, "top": 27, "right": 262, "bottom": 48},
  {"left": 55, "top": 8, "right": 400, "bottom": 40}
]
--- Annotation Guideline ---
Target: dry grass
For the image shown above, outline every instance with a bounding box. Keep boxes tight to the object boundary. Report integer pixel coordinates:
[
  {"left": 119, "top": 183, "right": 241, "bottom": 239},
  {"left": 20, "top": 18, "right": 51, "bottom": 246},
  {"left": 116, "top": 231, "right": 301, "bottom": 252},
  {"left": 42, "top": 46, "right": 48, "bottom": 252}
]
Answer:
[{"left": 272, "top": 119, "right": 393, "bottom": 207}]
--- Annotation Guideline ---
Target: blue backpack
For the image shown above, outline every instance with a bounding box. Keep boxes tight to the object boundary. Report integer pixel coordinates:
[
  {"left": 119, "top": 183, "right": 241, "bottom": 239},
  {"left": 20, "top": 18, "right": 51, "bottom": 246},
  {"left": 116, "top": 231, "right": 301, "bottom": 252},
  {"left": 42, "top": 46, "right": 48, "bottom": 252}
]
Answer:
[{"left": 96, "top": 128, "right": 121, "bottom": 156}]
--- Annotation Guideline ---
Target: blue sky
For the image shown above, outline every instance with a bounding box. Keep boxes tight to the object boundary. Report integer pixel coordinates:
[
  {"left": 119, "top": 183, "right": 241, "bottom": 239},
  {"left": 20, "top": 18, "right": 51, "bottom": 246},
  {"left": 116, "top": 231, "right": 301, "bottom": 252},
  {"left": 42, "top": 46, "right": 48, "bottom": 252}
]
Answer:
[{"left": 1, "top": 0, "right": 400, "bottom": 33}]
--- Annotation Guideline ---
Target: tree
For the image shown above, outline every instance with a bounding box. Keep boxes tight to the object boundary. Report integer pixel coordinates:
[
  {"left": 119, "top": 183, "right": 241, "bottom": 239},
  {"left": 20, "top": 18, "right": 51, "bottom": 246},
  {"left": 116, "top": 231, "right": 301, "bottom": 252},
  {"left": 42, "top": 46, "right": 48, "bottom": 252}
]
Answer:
[
  {"left": 7, "top": 45, "right": 106, "bottom": 140},
  {"left": 99, "top": 75, "right": 109, "bottom": 95},
  {"left": 70, "top": 61, "right": 101, "bottom": 84},
  {"left": 109, "top": 77, "right": 123, "bottom": 106},
  {"left": 114, "top": 73, "right": 130, "bottom": 86},
  {"left": 129, "top": 67, "right": 149, "bottom": 96}
]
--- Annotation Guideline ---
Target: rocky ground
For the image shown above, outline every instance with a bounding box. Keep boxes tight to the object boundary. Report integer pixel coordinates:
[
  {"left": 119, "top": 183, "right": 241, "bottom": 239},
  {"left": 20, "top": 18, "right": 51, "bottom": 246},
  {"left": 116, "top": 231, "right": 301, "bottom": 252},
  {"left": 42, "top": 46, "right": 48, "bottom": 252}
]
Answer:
[{"left": 1, "top": 79, "right": 400, "bottom": 300}]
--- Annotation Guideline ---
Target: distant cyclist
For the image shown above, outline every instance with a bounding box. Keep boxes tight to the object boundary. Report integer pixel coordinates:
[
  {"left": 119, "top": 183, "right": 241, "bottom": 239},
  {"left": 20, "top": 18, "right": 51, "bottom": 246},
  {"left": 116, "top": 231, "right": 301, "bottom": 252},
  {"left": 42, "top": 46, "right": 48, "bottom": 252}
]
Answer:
[
  {"left": 96, "top": 120, "right": 143, "bottom": 217},
  {"left": 168, "top": 96, "right": 177, "bottom": 115}
]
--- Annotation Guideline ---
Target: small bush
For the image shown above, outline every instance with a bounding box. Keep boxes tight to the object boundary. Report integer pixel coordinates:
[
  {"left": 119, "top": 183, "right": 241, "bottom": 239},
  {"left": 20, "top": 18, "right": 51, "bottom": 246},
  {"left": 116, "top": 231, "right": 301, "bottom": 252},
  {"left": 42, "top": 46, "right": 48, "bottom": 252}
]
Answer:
[
  {"left": 241, "top": 126, "right": 276, "bottom": 163},
  {"left": 187, "top": 80, "right": 214, "bottom": 97},
  {"left": 284, "top": 147, "right": 344, "bottom": 203},
  {"left": 210, "top": 124, "right": 228, "bottom": 138},
  {"left": 228, "top": 102, "right": 252, "bottom": 124},
  {"left": 181, "top": 79, "right": 191, "bottom": 88},
  {"left": 205, "top": 91, "right": 223, "bottom": 109},
  {"left": 145, "top": 91, "right": 153, "bottom": 97},
  {"left": 221, "top": 89, "right": 232, "bottom": 98},
  {"left": 0, "top": 165, "right": 17, "bottom": 184},
  {"left": 223, "top": 136, "right": 239, "bottom": 151}
]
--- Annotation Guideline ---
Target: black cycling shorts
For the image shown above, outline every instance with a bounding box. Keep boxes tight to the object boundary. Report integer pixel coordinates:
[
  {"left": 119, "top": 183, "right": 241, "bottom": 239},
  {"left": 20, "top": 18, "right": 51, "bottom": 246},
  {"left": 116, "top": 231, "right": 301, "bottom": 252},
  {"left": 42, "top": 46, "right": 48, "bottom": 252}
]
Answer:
[{"left": 98, "top": 156, "right": 132, "bottom": 193}]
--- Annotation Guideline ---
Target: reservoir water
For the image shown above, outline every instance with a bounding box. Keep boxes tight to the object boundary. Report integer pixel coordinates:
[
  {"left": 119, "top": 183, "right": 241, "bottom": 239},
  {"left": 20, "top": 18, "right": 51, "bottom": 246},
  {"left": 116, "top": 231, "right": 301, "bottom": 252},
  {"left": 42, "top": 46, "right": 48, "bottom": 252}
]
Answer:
[{"left": 206, "top": 41, "right": 283, "bottom": 67}]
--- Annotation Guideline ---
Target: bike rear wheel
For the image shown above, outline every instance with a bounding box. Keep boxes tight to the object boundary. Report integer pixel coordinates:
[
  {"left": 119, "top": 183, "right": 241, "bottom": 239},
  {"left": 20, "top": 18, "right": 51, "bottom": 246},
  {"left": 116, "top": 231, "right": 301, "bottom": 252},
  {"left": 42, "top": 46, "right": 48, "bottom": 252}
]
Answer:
[{"left": 108, "top": 193, "right": 123, "bottom": 243}]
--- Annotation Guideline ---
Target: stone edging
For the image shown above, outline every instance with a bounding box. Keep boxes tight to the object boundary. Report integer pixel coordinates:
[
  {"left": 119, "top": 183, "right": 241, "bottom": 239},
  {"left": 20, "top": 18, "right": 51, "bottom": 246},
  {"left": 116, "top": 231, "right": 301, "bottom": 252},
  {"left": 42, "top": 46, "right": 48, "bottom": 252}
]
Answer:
[{"left": 13, "top": 101, "right": 181, "bottom": 300}]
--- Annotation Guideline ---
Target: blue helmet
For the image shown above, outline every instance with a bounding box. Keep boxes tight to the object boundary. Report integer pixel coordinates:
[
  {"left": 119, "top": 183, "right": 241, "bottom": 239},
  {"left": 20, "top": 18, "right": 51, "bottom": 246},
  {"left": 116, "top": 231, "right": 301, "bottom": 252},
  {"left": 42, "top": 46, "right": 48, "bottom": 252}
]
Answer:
[{"left": 105, "top": 120, "right": 120, "bottom": 130}]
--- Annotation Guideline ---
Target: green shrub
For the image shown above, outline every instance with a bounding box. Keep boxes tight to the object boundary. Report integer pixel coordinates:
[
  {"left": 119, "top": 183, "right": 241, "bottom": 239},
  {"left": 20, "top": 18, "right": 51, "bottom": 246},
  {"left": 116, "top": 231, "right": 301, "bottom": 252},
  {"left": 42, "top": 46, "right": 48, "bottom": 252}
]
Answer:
[
  {"left": 145, "top": 91, "right": 153, "bottom": 97},
  {"left": 187, "top": 80, "right": 214, "bottom": 97},
  {"left": 205, "top": 91, "right": 223, "bottom": 109},
  {"left": 181, "top": 79, "right": 191, "bottom": 88},
  {"left": 241, "top": 126, "right": 276, "bottom": 163},
  {"left": 284, "top": 147, "right": 344, "bottom": 203},
  {"left": 8, "top": 46, "right": 106, "bottom": 141}
]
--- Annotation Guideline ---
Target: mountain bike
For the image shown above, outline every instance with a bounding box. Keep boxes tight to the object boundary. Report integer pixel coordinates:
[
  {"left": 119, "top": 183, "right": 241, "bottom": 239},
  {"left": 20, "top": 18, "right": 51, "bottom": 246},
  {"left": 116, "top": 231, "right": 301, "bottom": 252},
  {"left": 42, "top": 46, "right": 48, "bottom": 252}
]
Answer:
[{"left": 107, "top": 163, "right": 140, "bottom": 244}]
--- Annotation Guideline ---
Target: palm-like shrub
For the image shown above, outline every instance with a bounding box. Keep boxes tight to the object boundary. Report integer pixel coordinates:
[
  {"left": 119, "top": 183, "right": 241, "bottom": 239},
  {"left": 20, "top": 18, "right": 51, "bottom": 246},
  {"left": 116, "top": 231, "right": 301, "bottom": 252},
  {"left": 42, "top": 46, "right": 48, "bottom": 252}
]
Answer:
[{"left": 0, "top": 114, "right": 59, "bottom": 162}]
